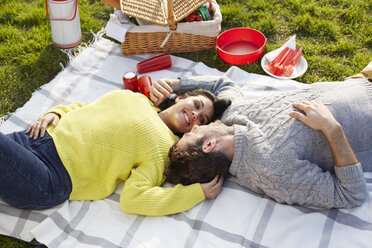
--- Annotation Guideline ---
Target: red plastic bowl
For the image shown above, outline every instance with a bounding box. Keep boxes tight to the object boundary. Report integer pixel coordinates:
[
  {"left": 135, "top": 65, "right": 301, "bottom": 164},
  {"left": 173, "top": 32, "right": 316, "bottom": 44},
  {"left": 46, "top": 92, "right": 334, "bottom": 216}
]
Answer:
[{"left": 216, "top": 28, "right": 266, "bottom": 65}]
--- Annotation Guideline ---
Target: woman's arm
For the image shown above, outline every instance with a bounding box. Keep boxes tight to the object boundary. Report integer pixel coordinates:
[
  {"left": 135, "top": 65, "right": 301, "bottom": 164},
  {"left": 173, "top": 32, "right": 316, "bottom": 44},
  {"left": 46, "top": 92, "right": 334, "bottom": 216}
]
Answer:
[
  {"left": 26, "top": 112, "right": 60, "bottom": 139},
  {"left": 26, "top": 102, "right": 90, "bottom": 139},
  {"left": 120, "top": 157, "right": 206, "bottom": 216},
  {"left": 46, "top": 102, "right": 90, "bottom": 119},
  {"left": 119, "top": 134, "right": 223, "bottom": 216}
]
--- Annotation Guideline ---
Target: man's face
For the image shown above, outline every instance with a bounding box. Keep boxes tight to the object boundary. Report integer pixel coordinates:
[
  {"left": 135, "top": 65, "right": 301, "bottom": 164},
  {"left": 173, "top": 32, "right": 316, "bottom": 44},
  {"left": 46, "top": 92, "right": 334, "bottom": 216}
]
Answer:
[{"left": 176, "top": 121, "right": 228, "bottom": 150}]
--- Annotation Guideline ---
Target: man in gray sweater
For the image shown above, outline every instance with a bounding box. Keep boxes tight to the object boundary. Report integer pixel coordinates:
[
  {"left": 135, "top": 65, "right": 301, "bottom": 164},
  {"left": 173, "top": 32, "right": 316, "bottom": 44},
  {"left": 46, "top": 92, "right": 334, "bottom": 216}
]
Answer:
[{"left": 150, "top": 70, "right": 372, "bottom": 209}]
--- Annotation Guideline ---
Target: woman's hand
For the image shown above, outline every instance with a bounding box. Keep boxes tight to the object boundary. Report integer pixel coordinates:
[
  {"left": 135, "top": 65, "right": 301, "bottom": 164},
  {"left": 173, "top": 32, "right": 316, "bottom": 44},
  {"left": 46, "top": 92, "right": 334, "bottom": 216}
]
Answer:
[
  {"left": 26, "top": 112, "right": 60, "bottom": 139},
  {"left": 150, "top": 78, "right": 181, "bottom": 107},
  {"left": 201, "top": 175, "right": 224, "bottom": 199}
]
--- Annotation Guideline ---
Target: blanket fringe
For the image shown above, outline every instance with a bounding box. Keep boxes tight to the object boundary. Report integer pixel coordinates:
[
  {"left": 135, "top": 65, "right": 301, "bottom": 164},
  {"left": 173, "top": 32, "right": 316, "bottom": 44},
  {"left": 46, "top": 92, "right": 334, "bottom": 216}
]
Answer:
[
  {"left": 60, "top": 29, "right": 107, "bottom": 70},
  {"left": 0, "top": 112, "right": 13, "bottom": 128}
]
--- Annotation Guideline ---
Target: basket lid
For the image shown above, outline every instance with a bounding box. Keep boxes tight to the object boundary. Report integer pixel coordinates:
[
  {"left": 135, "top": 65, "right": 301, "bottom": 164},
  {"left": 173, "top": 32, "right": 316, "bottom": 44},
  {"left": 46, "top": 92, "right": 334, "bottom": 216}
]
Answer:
[{"left": 121, "top": 0, "right": 208, "bottom": 26}]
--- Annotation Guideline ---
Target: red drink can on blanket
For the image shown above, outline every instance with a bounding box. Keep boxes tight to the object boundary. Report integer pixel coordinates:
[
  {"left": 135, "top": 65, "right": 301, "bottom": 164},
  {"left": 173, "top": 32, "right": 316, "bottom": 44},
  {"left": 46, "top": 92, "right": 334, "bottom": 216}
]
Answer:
[{"left": 123, "top": 71, "right": 139, "bottom": 92}]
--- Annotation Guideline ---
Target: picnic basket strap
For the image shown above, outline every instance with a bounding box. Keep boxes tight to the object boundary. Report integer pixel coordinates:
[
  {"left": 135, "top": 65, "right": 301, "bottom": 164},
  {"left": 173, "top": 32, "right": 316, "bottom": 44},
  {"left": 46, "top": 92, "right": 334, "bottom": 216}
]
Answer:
[{"left": 167, "top": 0, "right": 177, "bottom": 30}]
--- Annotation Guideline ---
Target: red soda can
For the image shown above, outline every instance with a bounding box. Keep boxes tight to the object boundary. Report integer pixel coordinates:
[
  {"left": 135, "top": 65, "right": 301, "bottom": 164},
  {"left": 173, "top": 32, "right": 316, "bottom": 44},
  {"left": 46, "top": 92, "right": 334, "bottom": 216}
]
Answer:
[
  {"left": 123, "top": 71, "right": 139, "bottom": 92},
  {"left": 138, "top": 76, "right": 152, "bottom": 99}
]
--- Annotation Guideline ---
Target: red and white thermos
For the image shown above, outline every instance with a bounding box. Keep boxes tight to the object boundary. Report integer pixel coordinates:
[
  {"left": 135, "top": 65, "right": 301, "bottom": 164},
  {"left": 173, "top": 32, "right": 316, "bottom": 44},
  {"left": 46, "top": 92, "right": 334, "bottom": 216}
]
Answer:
[{"left": 46, "top": 0, "right": 82, "bottom": 49}]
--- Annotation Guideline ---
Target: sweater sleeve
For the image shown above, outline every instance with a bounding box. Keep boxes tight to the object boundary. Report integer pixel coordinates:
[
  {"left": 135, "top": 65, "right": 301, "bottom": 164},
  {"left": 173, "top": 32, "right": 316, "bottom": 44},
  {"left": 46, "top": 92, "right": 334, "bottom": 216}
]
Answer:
[
  {"left": 261, "top": 158, "right": 368, "bottom": 209},
  {"left": 119, "top": 156, "right": 205, "bottom": 216},
  {"left": 45, "top": 102, "right": 90, "bottom": 118},
  {"left": 179, "top": 76, "right": 246, "bottom": 103},
  {"left": 118, "top": 123, "right": 205, "bottom": 216}
]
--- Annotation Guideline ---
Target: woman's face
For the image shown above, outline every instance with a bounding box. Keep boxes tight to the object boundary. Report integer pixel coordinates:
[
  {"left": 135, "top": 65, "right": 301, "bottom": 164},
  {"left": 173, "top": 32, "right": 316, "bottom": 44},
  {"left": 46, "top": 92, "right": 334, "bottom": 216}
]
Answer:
[{"left": 165, "top": 95, "right": 214, "bottom": 134}]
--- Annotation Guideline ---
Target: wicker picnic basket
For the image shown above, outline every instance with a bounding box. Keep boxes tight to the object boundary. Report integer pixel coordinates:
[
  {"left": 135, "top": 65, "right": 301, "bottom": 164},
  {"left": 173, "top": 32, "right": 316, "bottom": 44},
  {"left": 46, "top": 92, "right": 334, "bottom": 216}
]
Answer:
[{"left": 119, "top": 0, "right": 221, "bottom": 55}]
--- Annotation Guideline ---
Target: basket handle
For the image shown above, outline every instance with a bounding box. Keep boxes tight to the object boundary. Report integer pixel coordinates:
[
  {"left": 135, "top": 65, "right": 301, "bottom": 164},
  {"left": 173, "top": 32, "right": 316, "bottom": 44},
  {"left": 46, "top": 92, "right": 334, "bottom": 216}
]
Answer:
[
  {"left": 167, "top": 0, "right": 177, "bottom": 30},
  {"left": 46, "top": 0, "right": 78, "bottom": 21}
]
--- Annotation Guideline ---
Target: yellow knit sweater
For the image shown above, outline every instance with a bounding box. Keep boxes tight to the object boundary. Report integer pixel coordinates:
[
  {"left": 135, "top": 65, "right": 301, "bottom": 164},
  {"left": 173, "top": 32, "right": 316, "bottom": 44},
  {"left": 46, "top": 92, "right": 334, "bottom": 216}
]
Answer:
[{"left": 46, "top": 90, "right": 205, "bottom": 216}]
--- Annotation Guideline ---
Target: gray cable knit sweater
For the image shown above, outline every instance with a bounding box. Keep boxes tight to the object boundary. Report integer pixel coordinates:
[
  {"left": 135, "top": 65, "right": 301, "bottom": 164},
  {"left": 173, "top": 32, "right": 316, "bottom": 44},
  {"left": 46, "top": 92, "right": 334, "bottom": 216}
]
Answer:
[{"left": 180, "top": 76, "right": 372, "bottom": 209}]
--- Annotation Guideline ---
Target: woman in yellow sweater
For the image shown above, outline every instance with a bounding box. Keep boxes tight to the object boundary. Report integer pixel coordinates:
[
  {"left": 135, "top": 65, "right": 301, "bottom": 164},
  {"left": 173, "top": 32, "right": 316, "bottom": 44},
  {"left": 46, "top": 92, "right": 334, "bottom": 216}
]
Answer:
[{"left": 0, "top": 85, "right": 230, "bottom": 216}]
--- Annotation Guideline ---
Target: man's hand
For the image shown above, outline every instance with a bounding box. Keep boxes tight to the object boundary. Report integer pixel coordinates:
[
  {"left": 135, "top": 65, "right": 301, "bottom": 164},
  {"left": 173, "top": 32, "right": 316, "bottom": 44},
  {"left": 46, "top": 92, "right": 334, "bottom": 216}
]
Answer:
[
  {"left": 26, "top": 112, "right": 60, "bottom": 139},
  {"left": 150, "top": 78, "right": 181, "bottom": 107},
  {"left": 201, "top": 175, "right": 224, "bottom": 199},
  {"left": 289, "top": 101, "right": 338, "bottom": 135},
  {"left": 289, "top": 100, "right": 358, "bottom": 167}
]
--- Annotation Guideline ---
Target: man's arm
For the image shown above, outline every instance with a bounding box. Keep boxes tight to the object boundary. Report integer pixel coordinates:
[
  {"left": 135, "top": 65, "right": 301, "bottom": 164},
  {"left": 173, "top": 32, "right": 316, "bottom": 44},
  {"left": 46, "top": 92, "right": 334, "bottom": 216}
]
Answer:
[
  {"left": 284, "top": 101, "right": 367, "bottom": 208},
  {"left": 150, "top": 78, "right": 181, "bottom": 106},
  {"left": 179, "top": 76, "right": 246, "bottom": 103},
  {"left": 289, "top": 101, "right": 358, "bottom": 167},
  {"left": 150, "top": 76, "right": 245, "bottom": 107},
  {"left": 261, "top": 156, "right": 367, "bottom": 209}
]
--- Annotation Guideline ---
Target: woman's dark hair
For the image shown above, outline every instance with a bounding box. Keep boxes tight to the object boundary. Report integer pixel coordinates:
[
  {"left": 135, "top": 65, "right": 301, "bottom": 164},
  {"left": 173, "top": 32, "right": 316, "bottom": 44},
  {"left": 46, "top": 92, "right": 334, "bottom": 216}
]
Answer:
[
  {"left": 158, "top": 88, "right": 231, "bottom": 122},
  {"left": 165, "top": 141, "right": 231, "bottom": 185}
]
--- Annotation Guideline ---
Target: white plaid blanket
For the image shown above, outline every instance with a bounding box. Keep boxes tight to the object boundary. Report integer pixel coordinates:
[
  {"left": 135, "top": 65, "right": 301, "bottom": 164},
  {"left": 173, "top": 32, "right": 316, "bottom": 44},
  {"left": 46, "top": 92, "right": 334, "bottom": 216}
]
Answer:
[{"left": 1, "top": 37, "right": 371, "bottom": 248}]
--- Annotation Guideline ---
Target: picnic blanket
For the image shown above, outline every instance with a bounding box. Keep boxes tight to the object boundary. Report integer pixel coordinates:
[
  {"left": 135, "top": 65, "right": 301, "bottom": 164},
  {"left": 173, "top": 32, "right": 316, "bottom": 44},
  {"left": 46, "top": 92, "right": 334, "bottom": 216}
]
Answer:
[{"left": 1, "top": 36, "right": 372, "bottom": 248}]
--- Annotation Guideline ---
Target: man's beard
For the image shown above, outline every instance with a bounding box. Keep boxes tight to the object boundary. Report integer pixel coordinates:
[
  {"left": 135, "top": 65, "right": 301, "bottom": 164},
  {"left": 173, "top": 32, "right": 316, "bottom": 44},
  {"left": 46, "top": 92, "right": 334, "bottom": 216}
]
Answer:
[{"left": 206, "top": 120, "right": 232, "bottom": 138}]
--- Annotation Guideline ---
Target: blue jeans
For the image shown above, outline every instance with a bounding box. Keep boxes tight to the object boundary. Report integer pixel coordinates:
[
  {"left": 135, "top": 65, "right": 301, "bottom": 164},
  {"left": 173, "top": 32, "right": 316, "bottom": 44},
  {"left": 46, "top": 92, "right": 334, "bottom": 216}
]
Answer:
[{"left": 0, "top": 131, "right": 72, "bottom": 210}]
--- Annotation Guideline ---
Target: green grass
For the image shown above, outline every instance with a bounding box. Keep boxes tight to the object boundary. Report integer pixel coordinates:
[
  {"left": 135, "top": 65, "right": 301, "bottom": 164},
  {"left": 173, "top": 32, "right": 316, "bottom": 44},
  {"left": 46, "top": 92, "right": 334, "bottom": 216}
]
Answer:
[
  {"left": 0, "top": 235, "right": 29, "bottom": 248},
  {"left": 1, "top": 0, "right": 371, "bottom": 118},
  {"left": 0, "top": 0, "right": 112, "bottom": 118},
  {"left": 179, "top": 0, "right": 372, "bottom": 82},
  {"left": 0, "top": 0, "right": 371, "bottom": 246}
]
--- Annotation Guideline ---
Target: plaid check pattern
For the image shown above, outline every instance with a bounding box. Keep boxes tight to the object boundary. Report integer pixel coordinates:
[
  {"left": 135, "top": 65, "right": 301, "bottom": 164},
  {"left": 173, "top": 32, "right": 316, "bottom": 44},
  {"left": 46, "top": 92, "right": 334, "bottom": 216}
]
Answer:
[{"left": 1, "top": 37, "right": 371, "bottom": 248}]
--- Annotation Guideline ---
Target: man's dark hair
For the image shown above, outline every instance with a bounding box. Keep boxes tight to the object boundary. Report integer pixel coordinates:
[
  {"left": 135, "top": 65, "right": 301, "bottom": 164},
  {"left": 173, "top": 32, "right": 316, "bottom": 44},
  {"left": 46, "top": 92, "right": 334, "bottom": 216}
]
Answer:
[
  {"left": 158, "top": 88, "right": 231, "bottom": 122},
  {"left": 165, "top": 140, "right": 231, "bottom": 185}
]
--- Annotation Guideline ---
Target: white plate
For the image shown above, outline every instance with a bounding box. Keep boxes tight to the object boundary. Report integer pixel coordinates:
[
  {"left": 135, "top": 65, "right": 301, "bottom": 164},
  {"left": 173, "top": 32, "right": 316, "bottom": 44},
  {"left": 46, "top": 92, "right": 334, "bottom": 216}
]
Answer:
[{"left": 261, "top": 50, "right": 308, "bottom": 79}]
